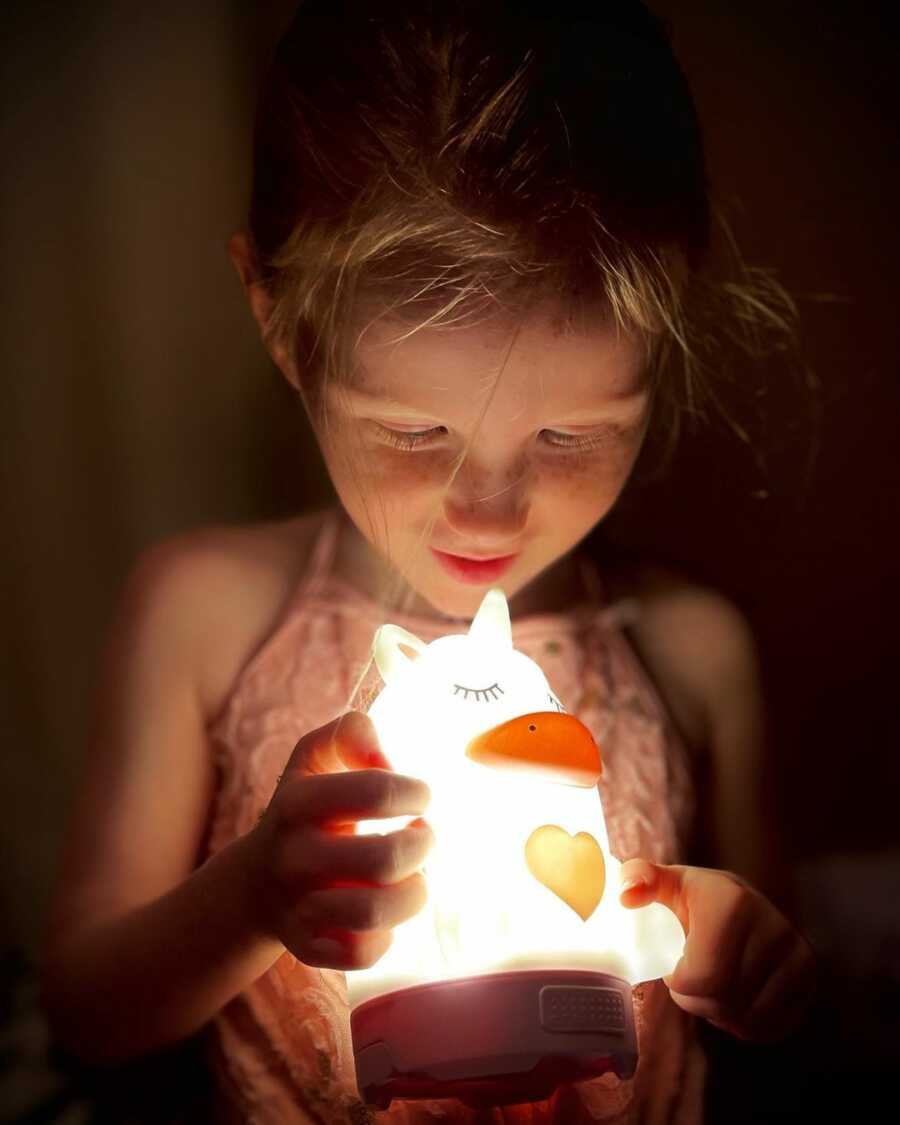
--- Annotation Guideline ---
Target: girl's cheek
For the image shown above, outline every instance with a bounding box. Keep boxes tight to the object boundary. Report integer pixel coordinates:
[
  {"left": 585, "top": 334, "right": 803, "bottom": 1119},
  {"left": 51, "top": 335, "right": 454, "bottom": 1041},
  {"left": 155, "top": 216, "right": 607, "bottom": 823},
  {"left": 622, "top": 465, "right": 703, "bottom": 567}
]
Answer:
[
  {"left": 534, "top": 442, "right": 645, "bottom": 520},
  {"left": 541, "top": 467, "right": 622, "bottom": 518},
  {"left": 326, "top": 430, "right": 441, "bottom": 480},
  {"left": 538, "top": 439, "right": 641, "bottom": 490},
  {"left": 366, "top": 448, "right": 453, "bottom": 490}
]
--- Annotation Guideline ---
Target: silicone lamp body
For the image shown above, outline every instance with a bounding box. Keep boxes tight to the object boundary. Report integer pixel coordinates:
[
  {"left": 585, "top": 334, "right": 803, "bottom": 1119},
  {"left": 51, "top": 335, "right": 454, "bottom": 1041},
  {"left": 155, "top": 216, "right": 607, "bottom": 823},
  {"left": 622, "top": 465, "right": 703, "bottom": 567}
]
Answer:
[{"left": 348, "top": 588, "right": 685, "bottom": 1109}]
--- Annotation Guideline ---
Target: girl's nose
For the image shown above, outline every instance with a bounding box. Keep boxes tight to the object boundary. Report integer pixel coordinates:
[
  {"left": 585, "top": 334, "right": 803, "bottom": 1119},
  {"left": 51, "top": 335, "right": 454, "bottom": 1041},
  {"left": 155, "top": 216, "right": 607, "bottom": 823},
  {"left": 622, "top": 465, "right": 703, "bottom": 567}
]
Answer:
[{"left": 442, "top": 461, "right": 530, "bottom": 549}]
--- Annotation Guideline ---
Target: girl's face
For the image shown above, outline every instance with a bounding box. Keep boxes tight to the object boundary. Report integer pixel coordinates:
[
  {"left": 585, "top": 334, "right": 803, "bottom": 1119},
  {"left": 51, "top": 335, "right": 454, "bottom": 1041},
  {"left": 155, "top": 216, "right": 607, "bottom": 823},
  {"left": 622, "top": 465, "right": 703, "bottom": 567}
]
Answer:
[{"left": 319, "top": 302, "right": 652, "bottom": 620}]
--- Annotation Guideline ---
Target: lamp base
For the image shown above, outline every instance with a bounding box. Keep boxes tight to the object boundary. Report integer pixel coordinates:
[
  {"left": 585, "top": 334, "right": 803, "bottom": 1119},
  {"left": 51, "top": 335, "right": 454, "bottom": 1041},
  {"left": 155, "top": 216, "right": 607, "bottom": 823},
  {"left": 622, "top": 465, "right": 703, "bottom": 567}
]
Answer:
[{"left": 351, "top": 969, "right": 637, "bottom": 1110}]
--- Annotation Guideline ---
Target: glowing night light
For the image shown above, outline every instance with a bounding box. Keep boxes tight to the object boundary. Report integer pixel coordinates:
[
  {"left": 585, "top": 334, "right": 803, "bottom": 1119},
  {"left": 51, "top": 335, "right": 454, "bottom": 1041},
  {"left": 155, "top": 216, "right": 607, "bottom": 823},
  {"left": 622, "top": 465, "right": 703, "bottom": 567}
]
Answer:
[{"left": 349, "top": 588, "right": 685, "bottom": 1110}]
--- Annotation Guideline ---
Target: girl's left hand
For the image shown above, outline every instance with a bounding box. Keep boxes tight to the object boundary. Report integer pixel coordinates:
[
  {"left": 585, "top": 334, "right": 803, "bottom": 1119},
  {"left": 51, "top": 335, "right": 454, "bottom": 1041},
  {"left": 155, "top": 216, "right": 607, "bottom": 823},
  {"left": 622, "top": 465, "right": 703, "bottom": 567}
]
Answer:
[{"left": 618, "top": 859, "right": 819, "bottom": 1043}]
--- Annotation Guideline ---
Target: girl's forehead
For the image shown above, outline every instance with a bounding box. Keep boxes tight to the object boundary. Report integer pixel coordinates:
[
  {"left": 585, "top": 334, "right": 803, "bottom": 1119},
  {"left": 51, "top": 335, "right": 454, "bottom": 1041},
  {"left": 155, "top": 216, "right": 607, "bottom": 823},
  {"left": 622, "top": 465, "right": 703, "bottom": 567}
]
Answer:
[
  {"left": 346, "top": 306, "right": 648, "bottom": 407},
  {"left": 355, "top": 296, "right": 614, "bottom": 352}
]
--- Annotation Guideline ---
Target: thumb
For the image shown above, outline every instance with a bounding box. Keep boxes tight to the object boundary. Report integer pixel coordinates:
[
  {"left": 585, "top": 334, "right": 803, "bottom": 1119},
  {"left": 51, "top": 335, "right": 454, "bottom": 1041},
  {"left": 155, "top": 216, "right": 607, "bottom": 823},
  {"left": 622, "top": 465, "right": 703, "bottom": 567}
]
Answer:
[
  {"left": 333, "top": 710, "right": 393, "bottom": 772},
  {"left": 285, "top": 710, "right": 392, "bottom": 778},
  {"left": 619, "top": 860, "right": 690, "bottom": 932}
]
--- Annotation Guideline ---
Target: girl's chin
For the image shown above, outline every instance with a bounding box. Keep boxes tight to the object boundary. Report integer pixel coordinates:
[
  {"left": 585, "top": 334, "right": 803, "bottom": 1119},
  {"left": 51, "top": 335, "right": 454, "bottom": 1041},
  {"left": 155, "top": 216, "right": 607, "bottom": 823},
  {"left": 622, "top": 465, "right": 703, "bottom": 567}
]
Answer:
[
  {"left": 384, "top": 573, "right": 520, "bottom": 623},
  {"left": 428, "top": 573, "right": 528, "bottom": 619},
  {"left": 417, "top": 586, "right": 499, "bottom": 622}
]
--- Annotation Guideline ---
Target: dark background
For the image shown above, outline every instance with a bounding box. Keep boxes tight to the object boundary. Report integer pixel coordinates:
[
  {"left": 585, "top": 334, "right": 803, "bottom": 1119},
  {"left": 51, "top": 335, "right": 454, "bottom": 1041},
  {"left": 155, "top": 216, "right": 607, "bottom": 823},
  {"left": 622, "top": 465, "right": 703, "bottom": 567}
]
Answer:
[{"left": 2, "top": 1, "right": 897, "bottom": 1120}]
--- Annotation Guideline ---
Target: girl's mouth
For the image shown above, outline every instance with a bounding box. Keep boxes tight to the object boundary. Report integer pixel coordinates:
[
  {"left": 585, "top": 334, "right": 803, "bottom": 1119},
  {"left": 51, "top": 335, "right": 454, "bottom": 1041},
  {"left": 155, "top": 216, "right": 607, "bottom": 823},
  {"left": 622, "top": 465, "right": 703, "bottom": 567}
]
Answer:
[{"left": 429, "top": 548, "right": 518, "bottom": 585}]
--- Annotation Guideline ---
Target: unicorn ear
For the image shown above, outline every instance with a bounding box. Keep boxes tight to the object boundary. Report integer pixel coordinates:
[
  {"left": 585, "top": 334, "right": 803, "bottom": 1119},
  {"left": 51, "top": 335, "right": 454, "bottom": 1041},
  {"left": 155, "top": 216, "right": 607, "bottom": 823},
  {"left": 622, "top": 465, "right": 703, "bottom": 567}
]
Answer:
[
  {"left": 468, "top": 587, "right": 512, "bottom": 650},
  {"left": 373, "top": 624, "right": 428, "bottom": 685}
]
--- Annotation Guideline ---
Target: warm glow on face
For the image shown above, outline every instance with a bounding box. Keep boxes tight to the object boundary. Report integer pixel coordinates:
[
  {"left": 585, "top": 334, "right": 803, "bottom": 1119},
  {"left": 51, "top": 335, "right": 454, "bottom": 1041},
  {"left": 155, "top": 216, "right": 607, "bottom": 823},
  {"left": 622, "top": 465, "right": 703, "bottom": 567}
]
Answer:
[
  {"left": 347, "top": 588, "right": 685, "bottom": 1007},
  {"left": 318, "top": 305, "right": 650, "bottom": 623}
]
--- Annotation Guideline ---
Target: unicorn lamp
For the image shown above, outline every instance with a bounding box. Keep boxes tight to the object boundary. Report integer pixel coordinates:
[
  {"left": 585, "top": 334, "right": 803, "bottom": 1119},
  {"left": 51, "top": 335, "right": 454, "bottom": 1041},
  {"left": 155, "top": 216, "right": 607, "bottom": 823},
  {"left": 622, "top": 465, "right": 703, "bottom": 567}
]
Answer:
[{"left": 349, "top": 588, "right": 685, "bottom": 1109}]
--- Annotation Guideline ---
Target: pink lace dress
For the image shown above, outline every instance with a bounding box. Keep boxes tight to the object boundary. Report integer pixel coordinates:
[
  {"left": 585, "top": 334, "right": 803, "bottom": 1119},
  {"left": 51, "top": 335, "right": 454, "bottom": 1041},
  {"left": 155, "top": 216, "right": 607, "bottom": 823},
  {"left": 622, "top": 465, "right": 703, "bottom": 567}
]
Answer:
[{"left": 204, "top": 507, "right": 707, "bottom": 1124}]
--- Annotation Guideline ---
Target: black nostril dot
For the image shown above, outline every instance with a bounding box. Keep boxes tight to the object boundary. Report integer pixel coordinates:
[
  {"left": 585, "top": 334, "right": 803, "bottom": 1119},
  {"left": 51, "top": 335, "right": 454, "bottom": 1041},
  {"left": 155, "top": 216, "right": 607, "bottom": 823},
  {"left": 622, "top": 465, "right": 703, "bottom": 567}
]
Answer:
[{"left": 528, "top": 724, "right": 536, "bottom": 732}]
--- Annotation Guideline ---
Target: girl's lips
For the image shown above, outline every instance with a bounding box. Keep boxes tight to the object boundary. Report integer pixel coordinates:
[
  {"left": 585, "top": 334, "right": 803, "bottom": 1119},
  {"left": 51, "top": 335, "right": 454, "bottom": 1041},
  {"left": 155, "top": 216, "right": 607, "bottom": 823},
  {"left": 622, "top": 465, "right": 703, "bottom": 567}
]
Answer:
[{"left": 430, "top": 548, "right": 518, "bottom": 585}]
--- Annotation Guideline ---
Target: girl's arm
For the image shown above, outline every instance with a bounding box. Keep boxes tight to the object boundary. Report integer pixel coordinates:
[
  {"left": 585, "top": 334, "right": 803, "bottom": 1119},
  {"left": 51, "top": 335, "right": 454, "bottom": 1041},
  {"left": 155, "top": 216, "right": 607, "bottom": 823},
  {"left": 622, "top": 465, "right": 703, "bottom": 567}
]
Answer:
[
  {"left": 626, "top": 571, "right": 792, "bottom": 913},
  {"left": 41, "top": 528, "right": 433, "bottom": 1065},
  {"left": 42, "top": 826, "right": 282, "bottom": 1064},
  {"left": 620, "top": 579, "right": 818, "bottom": 1042},
  {"left": 685, "top": 590, "right": 793, "bottom": 916},
  {"left": 40, "top": 535, "right": 285, "bottom": 1063}
]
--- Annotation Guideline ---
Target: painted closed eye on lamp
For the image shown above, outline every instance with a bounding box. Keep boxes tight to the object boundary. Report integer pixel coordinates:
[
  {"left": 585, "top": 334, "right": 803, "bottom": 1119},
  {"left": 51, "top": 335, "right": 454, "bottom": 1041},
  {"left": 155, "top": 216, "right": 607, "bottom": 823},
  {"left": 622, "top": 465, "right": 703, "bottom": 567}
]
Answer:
[{"left": 349, "top": 588, "right": 686, "bottom": 1110}]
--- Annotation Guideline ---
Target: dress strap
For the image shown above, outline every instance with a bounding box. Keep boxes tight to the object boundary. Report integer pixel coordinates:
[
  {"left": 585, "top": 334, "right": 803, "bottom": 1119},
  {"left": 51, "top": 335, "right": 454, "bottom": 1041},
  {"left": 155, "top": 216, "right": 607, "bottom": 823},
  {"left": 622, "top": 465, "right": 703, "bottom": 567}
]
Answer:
[
  {"left": 578, "top": 551, "right": 642, "bottom": 630},
  {"left": 299, "top": 506, "right": 342, "bottom": 597},
  {"left": 577, "top": 551, "right": 605, "bottom": 610}
]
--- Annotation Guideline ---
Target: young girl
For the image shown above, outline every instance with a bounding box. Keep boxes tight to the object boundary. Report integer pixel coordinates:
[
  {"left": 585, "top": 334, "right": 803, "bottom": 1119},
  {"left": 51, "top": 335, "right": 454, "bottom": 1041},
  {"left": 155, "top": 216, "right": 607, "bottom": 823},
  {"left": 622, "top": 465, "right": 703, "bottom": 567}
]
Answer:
[{"left": 42, "top": 1, "right": 819, "bottom": 1121}]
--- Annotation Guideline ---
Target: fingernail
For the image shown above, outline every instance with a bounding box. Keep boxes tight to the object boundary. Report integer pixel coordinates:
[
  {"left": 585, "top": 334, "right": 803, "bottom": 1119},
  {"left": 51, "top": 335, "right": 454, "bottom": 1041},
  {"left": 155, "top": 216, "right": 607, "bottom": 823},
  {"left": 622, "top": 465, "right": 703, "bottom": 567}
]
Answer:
[
  {"left": 409, "top": 817, "right": 428, "bottom": 830},
  {"left": 620, "top": 876, "right": 646, "bottom": 894}
]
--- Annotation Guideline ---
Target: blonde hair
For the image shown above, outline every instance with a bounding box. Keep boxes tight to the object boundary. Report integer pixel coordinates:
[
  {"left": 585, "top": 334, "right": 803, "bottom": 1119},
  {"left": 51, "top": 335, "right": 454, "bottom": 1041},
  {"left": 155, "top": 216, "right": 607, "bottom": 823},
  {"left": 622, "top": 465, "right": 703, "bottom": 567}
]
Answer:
[{"left": 245, "top": 0, "right": 806, "bottom": 625}]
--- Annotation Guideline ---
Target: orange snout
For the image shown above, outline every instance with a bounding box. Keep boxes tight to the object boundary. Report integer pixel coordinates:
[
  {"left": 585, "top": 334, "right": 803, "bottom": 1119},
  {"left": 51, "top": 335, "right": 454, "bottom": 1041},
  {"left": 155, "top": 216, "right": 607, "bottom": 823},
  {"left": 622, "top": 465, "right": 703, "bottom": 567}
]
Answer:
[{"left": 465, "top": 711, "right": 602, "bottom": 787}]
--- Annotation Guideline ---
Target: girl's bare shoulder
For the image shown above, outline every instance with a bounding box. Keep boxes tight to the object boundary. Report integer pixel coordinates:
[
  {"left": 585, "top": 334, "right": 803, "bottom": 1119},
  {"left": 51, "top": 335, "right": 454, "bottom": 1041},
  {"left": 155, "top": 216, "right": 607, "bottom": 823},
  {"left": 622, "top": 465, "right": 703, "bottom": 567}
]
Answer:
[
  {"left": 605, "top": 561, "right": 761, "bottom": 758},
  {"left": 121, "top": 509, "right": 329, "bottom": 722}
]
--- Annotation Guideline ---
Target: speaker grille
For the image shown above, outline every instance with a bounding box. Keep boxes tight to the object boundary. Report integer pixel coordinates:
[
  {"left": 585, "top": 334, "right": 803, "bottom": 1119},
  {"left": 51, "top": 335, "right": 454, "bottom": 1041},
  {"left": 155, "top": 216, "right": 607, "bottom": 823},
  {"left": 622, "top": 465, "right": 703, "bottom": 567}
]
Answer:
[{"left": 538, "top": 985, "right": 626, "bottom": 1034}]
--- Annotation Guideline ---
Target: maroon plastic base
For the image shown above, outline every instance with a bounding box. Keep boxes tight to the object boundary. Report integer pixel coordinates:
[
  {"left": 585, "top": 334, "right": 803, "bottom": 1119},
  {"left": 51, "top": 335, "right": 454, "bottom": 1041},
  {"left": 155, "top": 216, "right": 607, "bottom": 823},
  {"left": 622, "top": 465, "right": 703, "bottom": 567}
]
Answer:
[{"left": 351, "top": 969, "right": 637, "bottom": 1110}]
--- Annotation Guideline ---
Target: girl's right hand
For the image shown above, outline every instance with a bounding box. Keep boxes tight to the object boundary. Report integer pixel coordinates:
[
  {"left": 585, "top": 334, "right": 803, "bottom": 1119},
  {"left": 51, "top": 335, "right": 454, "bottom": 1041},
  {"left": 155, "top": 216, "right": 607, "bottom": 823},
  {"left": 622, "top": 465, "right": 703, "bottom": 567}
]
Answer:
[{"left": 246, "top": 710, "right": 434, "bottom": 971}]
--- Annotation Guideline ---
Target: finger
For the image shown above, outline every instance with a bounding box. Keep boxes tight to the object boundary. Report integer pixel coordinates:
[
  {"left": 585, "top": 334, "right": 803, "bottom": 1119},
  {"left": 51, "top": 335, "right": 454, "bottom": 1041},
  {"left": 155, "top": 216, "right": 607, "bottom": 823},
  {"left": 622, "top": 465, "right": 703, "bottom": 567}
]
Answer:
[
  {"left": 331, "top": 710, "right": 393, "bottom": 772},
  {"left": 295, "top": 872, "right": 429, "bottom": 934},
  {"left": 664, "top": 876, "right": 758, "bottom": 1001},
  {"left": 284, "top": 766, "right": 431, "bottom": 827},
  {"left": 291, "top": 818, "right": 435, "bottom": 885},
  {"left": 619, "top": 861, "right": 693, "bottom": 933},
  {"left": 618, "top": 859, "right": 661, "bottom": 900},
  {"left": 738, "top": 934, "right": 818, "bottom": 1042},
  {"left": 666, "top": 990, "right": 730, "bottom": 1025},
  {"left": 675, "top": 938, "right": 812, "bottom": 1043},
  {"left": 284, "top": 711, "right": 390, "bottom": 779},
  {"left": 281, "top": 714, "right": 348, "bottom": 777},
  {"left": 664, "top": 991, "right": 750, "bottom": 1041},
  {"left": 295, "top": 927, "right": 394, "bottom": 971},
  {"left": 728, "top": 914, "right": 799, "bottom": 1019}
]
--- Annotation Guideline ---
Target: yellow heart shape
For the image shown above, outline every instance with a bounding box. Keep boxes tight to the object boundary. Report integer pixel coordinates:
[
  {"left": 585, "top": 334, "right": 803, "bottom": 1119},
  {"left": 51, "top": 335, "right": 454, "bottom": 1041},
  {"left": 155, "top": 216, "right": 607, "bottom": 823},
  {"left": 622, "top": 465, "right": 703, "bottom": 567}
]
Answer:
[{"left": 524, "top": 825, "right": 606, "bottom": 922}]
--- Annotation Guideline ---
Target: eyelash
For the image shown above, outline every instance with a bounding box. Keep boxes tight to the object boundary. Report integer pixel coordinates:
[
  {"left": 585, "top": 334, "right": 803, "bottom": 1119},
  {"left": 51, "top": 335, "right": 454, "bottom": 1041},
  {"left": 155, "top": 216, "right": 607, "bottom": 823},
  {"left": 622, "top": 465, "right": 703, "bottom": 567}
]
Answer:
[
  {"left": 375, "top": 423, "right": 619, "bottom": 453},
  {"left": 453, "top": 682, "right": 505, "bottom": 702},
  {"left": 451, "top": 686, "right": 569, "bottom": 713}
]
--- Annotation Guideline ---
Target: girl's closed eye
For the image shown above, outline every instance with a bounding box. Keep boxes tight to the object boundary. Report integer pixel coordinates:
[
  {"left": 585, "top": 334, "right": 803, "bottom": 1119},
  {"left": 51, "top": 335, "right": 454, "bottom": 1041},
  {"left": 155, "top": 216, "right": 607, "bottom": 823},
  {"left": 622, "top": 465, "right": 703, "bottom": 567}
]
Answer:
[{"left": 371, "top": 421, "right": 630, "bottom": 454}]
